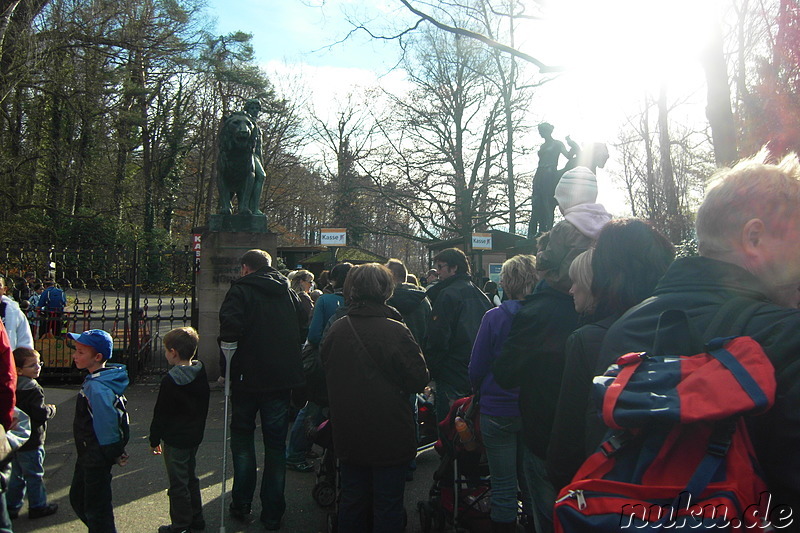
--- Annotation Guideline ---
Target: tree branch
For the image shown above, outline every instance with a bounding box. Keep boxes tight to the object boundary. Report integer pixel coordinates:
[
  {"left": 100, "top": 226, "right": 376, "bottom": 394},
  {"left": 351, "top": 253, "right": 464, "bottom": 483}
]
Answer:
[{"left": 397, "top": 0, "right": 564, "bottom": 73}]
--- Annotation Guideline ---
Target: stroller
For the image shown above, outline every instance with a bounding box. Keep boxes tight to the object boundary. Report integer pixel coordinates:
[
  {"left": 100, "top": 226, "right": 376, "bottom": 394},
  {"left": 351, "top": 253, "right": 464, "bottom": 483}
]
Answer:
[{"left": 417, "top": 395, "right": 492, "bottom": 533}]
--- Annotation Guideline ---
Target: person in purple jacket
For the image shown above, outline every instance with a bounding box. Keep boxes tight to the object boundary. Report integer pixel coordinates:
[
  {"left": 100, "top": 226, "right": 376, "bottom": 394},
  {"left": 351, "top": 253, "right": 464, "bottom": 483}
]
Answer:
[{"left": 468, "top": 254, "right": 539, "bottom": 532}]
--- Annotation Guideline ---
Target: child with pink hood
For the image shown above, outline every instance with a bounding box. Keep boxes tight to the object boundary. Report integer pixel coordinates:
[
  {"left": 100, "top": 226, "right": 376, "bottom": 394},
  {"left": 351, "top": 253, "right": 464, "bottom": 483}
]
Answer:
[{"left": 535, "top": 166, "right": 612, "bottom": 293}]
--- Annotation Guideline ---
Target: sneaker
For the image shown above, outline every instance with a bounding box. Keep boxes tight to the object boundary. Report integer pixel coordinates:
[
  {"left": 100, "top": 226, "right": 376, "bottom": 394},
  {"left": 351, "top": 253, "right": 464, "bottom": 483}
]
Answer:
[
  {"left": 229, "top": 503, "right": 253, "bottom": 523},
  {"left": 286, "top": 461, "right": 314, "bottom": 473},
  {"left": 28, "top": 503, "right": 58, "bottom": 519}
]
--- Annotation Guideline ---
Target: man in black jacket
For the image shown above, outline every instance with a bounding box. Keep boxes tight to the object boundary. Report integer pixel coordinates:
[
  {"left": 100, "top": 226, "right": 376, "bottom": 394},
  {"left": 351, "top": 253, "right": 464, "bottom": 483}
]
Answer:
[
  {"left": 219, "top": 249, "right": 305, "bottom": 530},
  {"left": 386, "top": 259, "right": 431, "bottom": 344},
  {"left": 597, "top": 152, "right": 800, "bottom": 529},
  {"left": 424, "top": 248, "right": 492, "bottom": 425}
]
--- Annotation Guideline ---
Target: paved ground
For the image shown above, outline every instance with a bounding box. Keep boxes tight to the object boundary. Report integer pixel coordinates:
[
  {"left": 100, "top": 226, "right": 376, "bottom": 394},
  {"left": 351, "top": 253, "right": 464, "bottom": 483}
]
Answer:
[{"left": 9, "top": 377, "right": 442, "bottom": 533}]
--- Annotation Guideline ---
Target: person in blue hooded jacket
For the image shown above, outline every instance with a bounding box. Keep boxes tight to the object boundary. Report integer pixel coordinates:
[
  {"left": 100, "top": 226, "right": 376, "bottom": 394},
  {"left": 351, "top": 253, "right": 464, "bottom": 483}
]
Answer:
[{"left": 68, "top": 329, "right": 129, "bottom": 533}]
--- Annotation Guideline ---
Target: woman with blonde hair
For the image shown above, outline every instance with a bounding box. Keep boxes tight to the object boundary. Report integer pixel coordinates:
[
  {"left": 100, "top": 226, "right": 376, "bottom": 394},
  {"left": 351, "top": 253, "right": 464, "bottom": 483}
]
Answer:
[
  {"left": 289, "top": 269, "right": 315, "bottom": 322},
  {"left": 468, "top": 254, "right": 538, "bottom": 531}
]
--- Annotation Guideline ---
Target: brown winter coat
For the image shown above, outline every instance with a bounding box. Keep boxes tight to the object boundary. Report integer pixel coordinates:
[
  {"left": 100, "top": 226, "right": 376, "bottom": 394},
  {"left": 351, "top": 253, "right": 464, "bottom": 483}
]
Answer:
[{"left": 321, "top": 301, "right": 429, "bottom": 467}]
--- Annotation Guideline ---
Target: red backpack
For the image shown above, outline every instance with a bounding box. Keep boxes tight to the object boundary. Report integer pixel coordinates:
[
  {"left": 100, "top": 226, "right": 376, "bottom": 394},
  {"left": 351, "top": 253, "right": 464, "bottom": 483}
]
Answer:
[{"left": 554, "top": 302, "right": 777, "bottom": 532}]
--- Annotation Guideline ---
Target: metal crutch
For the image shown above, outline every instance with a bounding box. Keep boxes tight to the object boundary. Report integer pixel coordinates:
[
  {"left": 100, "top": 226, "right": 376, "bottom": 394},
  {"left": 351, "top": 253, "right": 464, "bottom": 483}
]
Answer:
[{"left": 219, "top": 341, "right": 238, "bottom": 533}]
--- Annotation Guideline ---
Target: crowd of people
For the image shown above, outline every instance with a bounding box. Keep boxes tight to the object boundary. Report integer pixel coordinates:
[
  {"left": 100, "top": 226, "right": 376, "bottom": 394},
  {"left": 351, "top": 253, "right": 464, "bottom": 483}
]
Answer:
[
  {"left": 0, "top": 149, "right": 798, "bottom": 533},
  {"left": 208, "top": 149, "right": 800, "bottom": 533}
]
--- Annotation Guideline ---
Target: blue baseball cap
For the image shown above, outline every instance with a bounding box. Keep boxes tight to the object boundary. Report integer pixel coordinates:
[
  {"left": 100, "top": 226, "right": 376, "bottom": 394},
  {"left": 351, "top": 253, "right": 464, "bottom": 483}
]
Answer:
[{"left": 68, "top": 330, "right": 114, "bottom": 360}]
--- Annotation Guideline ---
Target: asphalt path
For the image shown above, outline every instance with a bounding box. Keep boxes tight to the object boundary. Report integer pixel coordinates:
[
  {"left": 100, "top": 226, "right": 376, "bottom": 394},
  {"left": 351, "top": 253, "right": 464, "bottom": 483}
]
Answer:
[{"left": 9, "top": 378, "right": 443, "bottom": 533}]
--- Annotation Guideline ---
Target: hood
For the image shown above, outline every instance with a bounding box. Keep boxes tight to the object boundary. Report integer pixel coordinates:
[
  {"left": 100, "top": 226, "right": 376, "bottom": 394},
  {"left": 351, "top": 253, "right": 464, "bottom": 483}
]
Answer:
[
  {"left": 347, "top": 301, "right": 404, "bottom": 322},
  {"left": 233, "top": 266, "right": 290, "bottom": 296},
  {"left": 387, "top": 283, "right": 428, "bottom": 314},
  {"left": 86, "top": 363, "right": 129, "bottom": 395},
  {"left": 0, "top": 295, "right": 18, "bottom": 310},
  {"left": 16, "top": 375, "right": 37, "bottom": 391},
  {"left": 168, "top": 360, "right": 204, "bottom": 385},
  {"left": 498, "top": 299, "right": 523, "bottom": 316},
  {"left": 562, "top": 203, "right": 612, "bottom": 240}
]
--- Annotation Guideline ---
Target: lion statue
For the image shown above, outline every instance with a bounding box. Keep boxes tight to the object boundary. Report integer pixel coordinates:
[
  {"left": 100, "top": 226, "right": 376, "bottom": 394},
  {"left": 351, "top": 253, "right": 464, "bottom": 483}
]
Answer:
[{"left": 217, "top": 106, "right": 265, "bottom": 216}]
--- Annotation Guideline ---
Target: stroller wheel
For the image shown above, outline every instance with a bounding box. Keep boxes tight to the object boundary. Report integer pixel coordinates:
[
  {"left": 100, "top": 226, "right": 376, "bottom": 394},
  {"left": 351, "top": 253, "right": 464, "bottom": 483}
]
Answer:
[
  {"left": 417, "top": 501, "right": 433, "bottom": 533},
  {"left": 313, "top": 481, "right": 337, "bottom": 508},
  {"left": 326, "top": 512, "right": 338, "bottom": 533}
]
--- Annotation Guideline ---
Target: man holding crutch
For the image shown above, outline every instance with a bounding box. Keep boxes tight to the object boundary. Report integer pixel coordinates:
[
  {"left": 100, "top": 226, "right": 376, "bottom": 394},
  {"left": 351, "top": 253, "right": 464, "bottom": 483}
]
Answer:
[{"left": 218, "top": 249, "right": 306, "bottom": 531}]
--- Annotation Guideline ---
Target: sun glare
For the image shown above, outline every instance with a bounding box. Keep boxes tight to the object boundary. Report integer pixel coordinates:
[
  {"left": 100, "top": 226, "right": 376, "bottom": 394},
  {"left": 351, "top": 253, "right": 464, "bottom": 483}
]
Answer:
[{"left": 524, "top": 0, "right": 720, "bottom": 142}]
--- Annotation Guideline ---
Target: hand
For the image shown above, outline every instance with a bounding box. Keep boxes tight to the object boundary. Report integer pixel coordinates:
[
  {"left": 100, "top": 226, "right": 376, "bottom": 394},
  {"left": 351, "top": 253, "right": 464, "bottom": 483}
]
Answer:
[
  {"left": 116, "top": 453, "right": 129, "bottom": 467},
  {"left": 151, "top": 445, "right": 162, "bottom": 455},
  {"left": 47, "top": 404, "right": 56, "bottom": 415}
]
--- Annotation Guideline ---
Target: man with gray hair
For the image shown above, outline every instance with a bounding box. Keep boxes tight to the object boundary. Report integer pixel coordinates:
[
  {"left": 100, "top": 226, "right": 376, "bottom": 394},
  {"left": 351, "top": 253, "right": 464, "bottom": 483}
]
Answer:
[
  {"left": 596, "top": 151, "right": 800, "bottom": 522},
  {"left": 219, "top": 249, "right": 306, "bottom": 530}
]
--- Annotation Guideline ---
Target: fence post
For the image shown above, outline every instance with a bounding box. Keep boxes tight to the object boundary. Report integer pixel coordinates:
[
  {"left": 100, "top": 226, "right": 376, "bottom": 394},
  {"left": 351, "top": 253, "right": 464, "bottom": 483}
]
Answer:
[{"left": 130, "top": 242, "right": 141, "bottom": 383}]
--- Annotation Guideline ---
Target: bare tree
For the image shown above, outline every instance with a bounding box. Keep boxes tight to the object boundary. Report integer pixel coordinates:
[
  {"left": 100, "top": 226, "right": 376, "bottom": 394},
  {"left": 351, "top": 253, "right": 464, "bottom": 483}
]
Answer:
[{"left": 364, "top": 26, "right": 505, "bottom": 250}]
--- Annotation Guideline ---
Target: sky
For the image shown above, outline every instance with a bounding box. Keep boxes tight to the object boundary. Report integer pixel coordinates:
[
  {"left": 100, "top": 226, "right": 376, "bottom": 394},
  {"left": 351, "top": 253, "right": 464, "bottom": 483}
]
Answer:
[{"left": 204, "top": 0, "right": 719, "bottom": 216}]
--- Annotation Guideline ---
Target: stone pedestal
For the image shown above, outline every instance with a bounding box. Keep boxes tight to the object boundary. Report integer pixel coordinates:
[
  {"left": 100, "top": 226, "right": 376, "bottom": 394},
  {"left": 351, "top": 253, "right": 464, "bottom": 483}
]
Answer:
[{"left": 196, "top": 229, "right": 277, "bottom": 381}]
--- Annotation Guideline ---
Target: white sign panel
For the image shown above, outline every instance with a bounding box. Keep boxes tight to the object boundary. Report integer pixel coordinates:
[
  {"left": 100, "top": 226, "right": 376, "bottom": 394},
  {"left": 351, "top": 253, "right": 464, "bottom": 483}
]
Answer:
[
  {"left": 321, "top": 228, "right": 347, "bottom": 247},
  {"left": 472, "top": 232, "right": 492, "bottom": 250}
]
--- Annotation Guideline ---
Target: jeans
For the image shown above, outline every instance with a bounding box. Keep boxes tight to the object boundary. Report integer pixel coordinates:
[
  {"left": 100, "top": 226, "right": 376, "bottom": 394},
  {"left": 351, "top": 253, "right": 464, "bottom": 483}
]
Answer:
[
  {"left": 163, "top": 444, "right": 203, "bottom": 529},
  {"left": 69, "top": 462, "right": 116, "bottom": 533},
  {"left": 338, "top": 462, "right": 407, "bottom": 533},
  {"left": 285, "top": 401, "right": 323, "bottom": 464},
  {"left": 520, "top": 446, "right": 556, "bottom": 533},
  {"left": 7, "top": 446, "right": 48, "bottom": 510},
  {"left": 230, "top": 389, "right": 291, "bottom": 525},
  {"left": 481, "top": 414, "right": 531, "bottom": 523}
]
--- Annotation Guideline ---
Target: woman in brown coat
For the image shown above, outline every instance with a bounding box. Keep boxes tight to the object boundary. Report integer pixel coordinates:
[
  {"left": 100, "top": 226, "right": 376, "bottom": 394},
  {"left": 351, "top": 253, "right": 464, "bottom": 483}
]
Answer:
[{"left": 321, "top": 263, "right": 429, "bottom": 533}]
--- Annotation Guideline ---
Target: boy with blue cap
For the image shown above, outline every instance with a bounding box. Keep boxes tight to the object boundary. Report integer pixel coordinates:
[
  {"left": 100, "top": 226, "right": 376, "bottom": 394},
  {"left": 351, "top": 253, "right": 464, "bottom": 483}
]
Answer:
[{"left": 68, "top": 329, "right": 129, "bottom": 533}]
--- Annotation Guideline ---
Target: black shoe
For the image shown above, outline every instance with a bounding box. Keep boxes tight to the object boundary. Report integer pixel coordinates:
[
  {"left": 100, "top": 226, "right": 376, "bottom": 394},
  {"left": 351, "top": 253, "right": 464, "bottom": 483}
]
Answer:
[
  {"left": 157, "top": 526, "right": 190, "bottom": 533},
  {"left": 229, "top": 503, "right": 253, "bottom": 523},
  {"left": 190, "top": 517, "right": 206, "bottom": 530},
  {"left": 261, "top": 514, "right": 281, "bottom": 531},
  {"left": 28, "top": 503, "right": 58, "bottom": 519},
  {"left": 7, "top": 508, "right": 18, "bottom": 520}
]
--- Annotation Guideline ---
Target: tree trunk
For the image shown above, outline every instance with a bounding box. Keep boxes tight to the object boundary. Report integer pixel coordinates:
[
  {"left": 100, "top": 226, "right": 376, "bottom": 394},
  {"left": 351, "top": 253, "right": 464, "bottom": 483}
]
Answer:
[
  {"left": 702, "top": 20, "right": 738, "bottom": 166},
  {"left": 658, "top": 83, "right": 679, "bottom": 241}
]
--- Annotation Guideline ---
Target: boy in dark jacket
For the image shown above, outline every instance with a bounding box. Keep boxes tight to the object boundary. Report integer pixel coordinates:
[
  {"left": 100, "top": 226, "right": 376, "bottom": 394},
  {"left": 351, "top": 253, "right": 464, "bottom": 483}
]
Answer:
[
  {"left": 7, "top": 347, "right": 57, "bottom": 519},
  {"left": 69, "top": 329, "right": 129, "bottom": 533},
  {"left": 149, "top": 327, "right": 209, "bottom": 533}
]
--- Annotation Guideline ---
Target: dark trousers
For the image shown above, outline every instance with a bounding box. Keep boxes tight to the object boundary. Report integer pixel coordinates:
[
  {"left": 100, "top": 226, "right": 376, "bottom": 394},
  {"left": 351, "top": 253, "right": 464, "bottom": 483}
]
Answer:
[
  {"left": 163, "top": 444, "right": 203, "bottom": 529},
  {"left": 0, "top": 464, "right": 14, "bottom": 533},
  {"left": 338, "top": 462, "right": 407, "bottom": 533},
  {"left": 69, "top": 462, "right": 116, "bottom": 533},
  {"left": 230, "top": 389, "right": 291, "bottom": 524}
]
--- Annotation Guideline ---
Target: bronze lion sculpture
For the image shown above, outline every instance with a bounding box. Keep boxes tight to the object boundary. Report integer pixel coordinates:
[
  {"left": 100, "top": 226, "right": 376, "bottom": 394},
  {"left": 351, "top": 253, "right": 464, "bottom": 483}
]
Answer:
[{"left": 217, "top": 111, "right": 263, "bottom": 215}]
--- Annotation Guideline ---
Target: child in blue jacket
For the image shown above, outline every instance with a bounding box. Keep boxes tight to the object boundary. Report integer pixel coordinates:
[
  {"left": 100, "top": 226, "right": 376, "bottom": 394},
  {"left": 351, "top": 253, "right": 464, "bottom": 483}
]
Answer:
[{"left": 68, "top": 329, "right": 129, "bottom": 533}]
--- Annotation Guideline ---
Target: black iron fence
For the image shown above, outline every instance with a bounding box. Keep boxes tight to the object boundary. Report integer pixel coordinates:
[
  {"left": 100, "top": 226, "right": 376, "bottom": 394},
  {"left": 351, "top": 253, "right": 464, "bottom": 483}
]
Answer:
[{"left": 0, "top": 242, "right": 195, "bottom": 382}]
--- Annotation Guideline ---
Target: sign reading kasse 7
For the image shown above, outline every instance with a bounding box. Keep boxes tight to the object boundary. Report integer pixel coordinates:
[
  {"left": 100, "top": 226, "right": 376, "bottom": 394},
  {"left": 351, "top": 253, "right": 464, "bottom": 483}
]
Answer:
[
  {"left": 472, "top": 233, "right": 492, "bottom": 250},
  {"left": 321, "top": 228, "right": 347, "bottom": 247}
]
